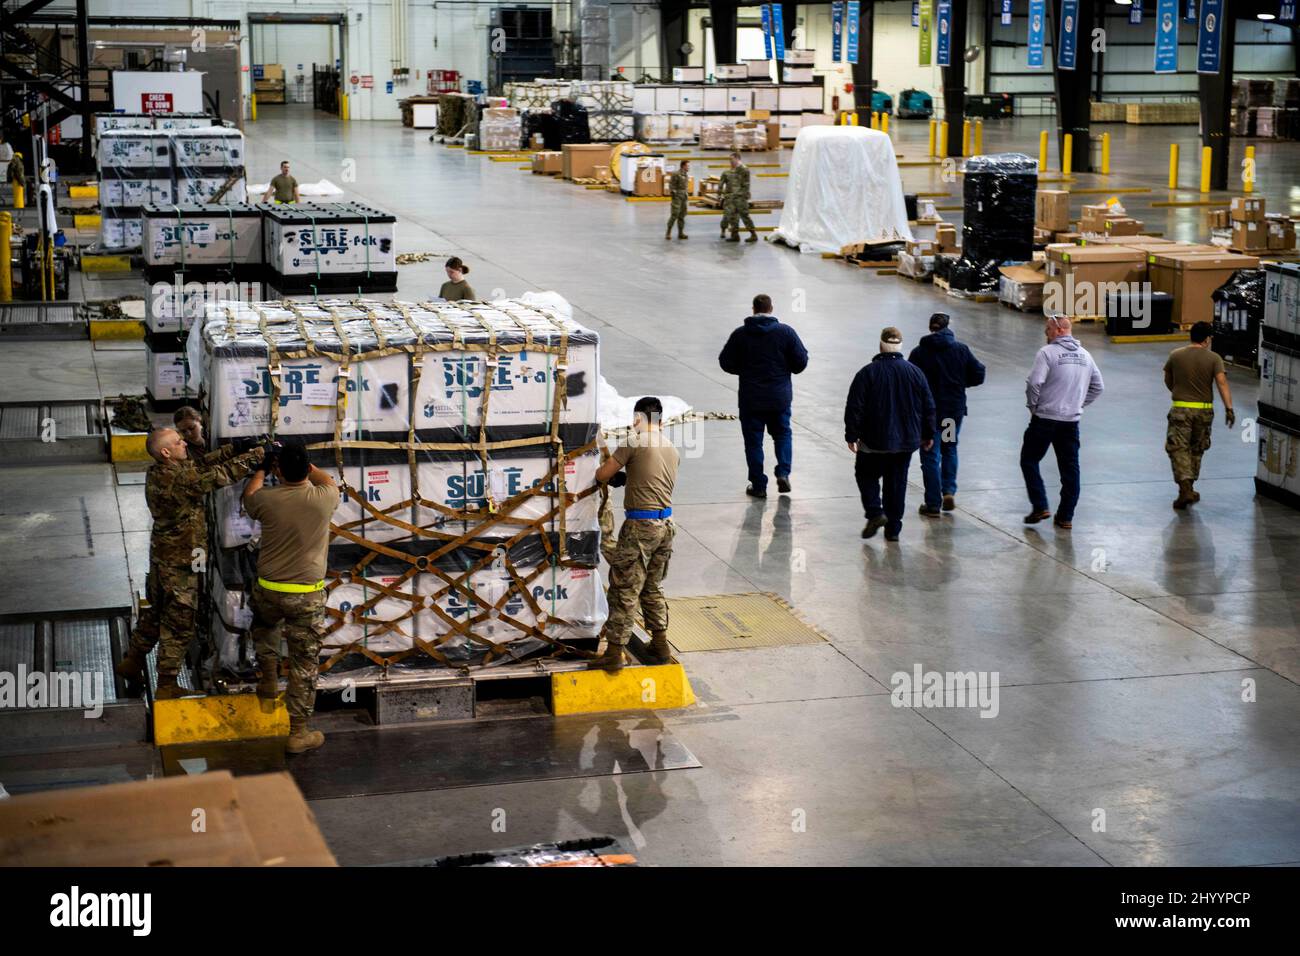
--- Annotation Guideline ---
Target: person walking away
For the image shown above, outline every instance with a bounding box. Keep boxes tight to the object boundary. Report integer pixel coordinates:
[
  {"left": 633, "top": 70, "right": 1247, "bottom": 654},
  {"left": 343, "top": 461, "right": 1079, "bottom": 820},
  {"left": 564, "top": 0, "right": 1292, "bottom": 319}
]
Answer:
[
  {"left": 592, "top": 397, "right": 679, "bottom": 670},
  {"left": 665, "top": 159, "right": 690, "bottom": 240},
  {"left": 242, "top": 440, "right": 339, "bottom": 753},
  {"left": 719, "top": 151, "right": 758, "bottom": 243},
  {"left": 439, "top": 256, "right": 477, "bottom": 300},
  {"left": 116, "top": 429, "right": 263, "bottom": 698},
  {"left": 718, "top": 293, "right": 809, "bottom": 497},
  {"left": 907, "top": 312, "right": 986, "bottom": 516},
  {"left": 843, "top": 327, "right": 936, "bottom": 542},
  {"left": 1164, "top": 321, "right": 1235, "bottom": 509},
  {"left": 262, "top": 160, "right": 299, "bottom": 203},
  {"left": 1020, "top": 316, "right": 1105, "bottom": 530}
]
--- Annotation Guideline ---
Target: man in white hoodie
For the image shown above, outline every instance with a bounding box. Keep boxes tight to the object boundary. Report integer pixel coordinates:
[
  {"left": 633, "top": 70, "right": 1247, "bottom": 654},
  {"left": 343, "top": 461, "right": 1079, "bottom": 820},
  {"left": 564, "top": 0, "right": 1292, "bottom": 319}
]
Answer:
[{"left": 1020, "top": 316, "right": 1105, "bottom": 530}]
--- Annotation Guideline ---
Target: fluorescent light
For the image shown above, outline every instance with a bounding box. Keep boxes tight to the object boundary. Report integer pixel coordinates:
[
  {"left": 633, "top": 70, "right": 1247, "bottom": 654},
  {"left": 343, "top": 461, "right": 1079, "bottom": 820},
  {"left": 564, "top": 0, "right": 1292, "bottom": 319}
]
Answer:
[
  {"left": 1115, "top": 0, "right": 1132, "bottom": 5},
  {"left": 1257, "top": 12, "right": 1276, "bottom": 18}
]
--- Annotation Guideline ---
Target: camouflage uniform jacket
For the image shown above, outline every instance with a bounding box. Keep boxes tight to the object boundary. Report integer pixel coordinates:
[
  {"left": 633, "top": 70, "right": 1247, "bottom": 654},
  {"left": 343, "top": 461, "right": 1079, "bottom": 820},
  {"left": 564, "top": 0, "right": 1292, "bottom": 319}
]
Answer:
[
  {"left": 669, "top": 168, "right": 689, "bottom": 202},
  {"left": 146, "top": 448, "right": 260, "bottom": 568},
  {"left": 721, "top": 164, "right": 751, "bottom": 202}
]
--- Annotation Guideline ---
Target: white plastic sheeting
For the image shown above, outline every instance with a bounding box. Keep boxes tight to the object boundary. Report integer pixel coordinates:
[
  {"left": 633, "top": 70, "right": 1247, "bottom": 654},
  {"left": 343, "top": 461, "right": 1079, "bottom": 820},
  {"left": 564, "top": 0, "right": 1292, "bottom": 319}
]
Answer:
[{"left": 772, "top": 126, "right": 913, "bottom": 254}]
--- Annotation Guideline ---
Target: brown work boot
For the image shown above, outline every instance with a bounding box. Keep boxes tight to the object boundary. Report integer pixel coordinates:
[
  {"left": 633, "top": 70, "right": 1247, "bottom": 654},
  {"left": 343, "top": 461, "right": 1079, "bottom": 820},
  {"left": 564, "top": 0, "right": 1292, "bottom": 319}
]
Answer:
[
  {"left": 154, "top": 673, "right": 194, "bottom": 700},
  {"left": 942, "top": 494, "right": 956, "bottom": 512},
  {"left": 746, "top": 232, "right": 759, "bottom": 242},
  {"left": 256, "top": 656, "right": 280, "bottom": 700},
  {"left": 286, "top": 720, "right": 325, "bottom": 754},
  {"left": 114, "top": 647, "right": 147, "bottom": 683},
  {"left": 645, "top": 630, "right": 672, "bottom": 665},
  {"left": 1173, "top": 480, "right": 1196, "bottom": 510},
  {"left": 590, "top": 642, "right": 625, "bottom": 672},
  {"left": 726, "top": 233, "right": 741, "bottom": 242}
]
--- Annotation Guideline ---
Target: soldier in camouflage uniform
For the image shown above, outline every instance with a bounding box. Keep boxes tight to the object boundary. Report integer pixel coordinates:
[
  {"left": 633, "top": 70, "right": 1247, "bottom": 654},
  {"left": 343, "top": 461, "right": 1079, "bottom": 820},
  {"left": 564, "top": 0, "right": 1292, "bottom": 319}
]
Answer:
[
  {"left": 664, "top": 159, "right": 690, "bottom": 241},
  {"left": 719, "top": 151, "right": 759, "bottom": 243},
  {"left": 592, "top": 397, "right": 680, "bottom": 671},
  {"left": 116, "top": 428, "right": 264, "bottom": 699},
  {"left": 1164, "top": 322, "right": 1235, "bottom": 509}
]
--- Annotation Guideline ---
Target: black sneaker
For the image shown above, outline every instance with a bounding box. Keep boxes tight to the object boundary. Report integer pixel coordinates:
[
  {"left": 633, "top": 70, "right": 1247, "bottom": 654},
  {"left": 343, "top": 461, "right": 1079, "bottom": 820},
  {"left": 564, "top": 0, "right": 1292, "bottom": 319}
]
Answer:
[
  {"left": 1023, "top": 510, "right": 1052, "bottom": 524},
  {"left": 918, "top": 505, "right": 942, "bottom": 517},
  {"left": 861, "top": 516, "right": 887, "bottom": 539},
  {"left": 777, "top": 476, "right": 791, "bottom": 494},
  {"left": 885, "top": 532, "right": 900, "bottom": 542},
  {"left": 746, "top": 485, "right": 767, "bottom": 498}
]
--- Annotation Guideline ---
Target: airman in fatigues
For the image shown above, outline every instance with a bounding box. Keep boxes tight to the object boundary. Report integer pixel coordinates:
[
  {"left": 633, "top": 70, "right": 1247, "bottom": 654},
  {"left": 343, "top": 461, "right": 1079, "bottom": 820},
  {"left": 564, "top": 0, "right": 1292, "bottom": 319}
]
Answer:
[
  {"left": 1164, "top": 321, "right": 1235, "bottom": 509},
  {"left": 664, "top": 159, "right": 690, "bottom": 241},
  {"left": 116, "top": 428, "right": 263, "bottom": 698},
  {"left": 592, "top": 397, "right": 680, "bottom": 670},
  {"left": 719, "top": 151, "right": 758, "bottom": 243}
]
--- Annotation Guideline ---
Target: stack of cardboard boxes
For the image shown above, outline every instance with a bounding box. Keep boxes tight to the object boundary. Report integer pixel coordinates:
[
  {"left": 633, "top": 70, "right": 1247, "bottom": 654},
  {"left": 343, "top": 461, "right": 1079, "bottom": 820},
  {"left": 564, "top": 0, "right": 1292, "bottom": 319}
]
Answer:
[
  {"left": 254, "top": 64, "right": 285, "bottom": 104},
  {"left": 1230, "top": 196, "right": 1268, "bottom": 253},
  {"left": 1079, "top": 200, "right": 1144, "bottom": 238}
]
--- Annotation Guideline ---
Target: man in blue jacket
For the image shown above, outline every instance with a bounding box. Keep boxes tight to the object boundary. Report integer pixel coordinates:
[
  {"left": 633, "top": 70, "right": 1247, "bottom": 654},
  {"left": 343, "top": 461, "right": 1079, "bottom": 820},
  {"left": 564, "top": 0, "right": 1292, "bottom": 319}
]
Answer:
[
  {"left": 844, "top": 327, "right": 936, "bottom": 542},
  {"left": 719, "top": 294, "right": 809, "bottom": 497},
  {"left": 907, "top": 313, "right": 986, "bottom": 516}
]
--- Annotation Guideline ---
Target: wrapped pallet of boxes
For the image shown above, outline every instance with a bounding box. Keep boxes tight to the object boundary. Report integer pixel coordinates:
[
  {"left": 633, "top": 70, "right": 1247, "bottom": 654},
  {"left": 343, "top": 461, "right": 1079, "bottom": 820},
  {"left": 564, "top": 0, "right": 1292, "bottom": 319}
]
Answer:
[
  {"left": 998, "top": 261, "right": 1047, "bottom": 312},
  {"left": 1256, "top": 419, "right": 1300, "bottom": 507},
  {"left": 1264, "top": 263, "right": 1300, "bottom": 339},
  {"left": 700, "top": 118, "right": 737, "bottom": 150},
  {"left": 97, "top": 130, "right": 171, "bottom": 251},
  {"left": 195, "top": 298, "right": 608, "bottom": 670},
  {"left": 1211, "top": 268, "right": 1266, "bottom": 366},
  {"left": 144, "top": 275, "right": 263, "bottom": 333},
  {"left": 173, "top": 127, "right": 247, "bottom": 205},
  {"left": 962, "top": 153, "right": 1036, "bottom": 266},
  {"left": 145, "top": 330, "right": 198, "bottom": 405},
  {"left": 141, "top": 204, "right": 264, "bottom": 269},
  {"left": 153, "top": 112, "right": 217, "bottom": 132},
  {"left": 479, "top": 107, "right": 522, "bottom": 151},
  {"left": 261, "top": 202, "right": 397, "bottom": 294}
]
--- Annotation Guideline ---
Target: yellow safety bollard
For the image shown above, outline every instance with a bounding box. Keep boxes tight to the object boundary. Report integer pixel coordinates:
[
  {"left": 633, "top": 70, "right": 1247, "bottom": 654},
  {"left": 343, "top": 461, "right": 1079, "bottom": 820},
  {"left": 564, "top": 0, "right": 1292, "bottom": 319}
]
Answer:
[
  {"left": 1039, "top": 129, "right": 1049, "bottom": 171},
  {"left": 12, "top": 181, "right": 24, "bottom": 210},
  {"left": 928, "top": 118, "right": 937, "bottom": 156},
  {"left": 250, "top": 93, "right": 257, "bottom": 122},
  {"left": 973, "top": 120, "right": 983, "bottom": 157},
  {"left": 340, "top": 93, "right": 349, "bottom": 121},
  {"left": 1062, "top": 133, "right": 1073, "bottom": 175},
  {"left": 1168, "top": 143, "right": 1179, "bottom": 189},
  {"left": 0, "top": 212, "right": 11, "bottom": 302},
  {"left": 849, "top": 110, "right": 858, "bottom": 126},
  {"left": 1244, "top": 144, "right": 1255, "bottom": 194},
  {"left": 1101, "top": 132, "right": 1111, "bottom": 175},
  {"left": 938, "top": 121, "right": 949, "bottom": 157},
  {"left": 872, "top": 111, "right": 881, "bottom": 130},
  {"left": 882, "top": 112, "right": 890, "bottom": 134},
  {"left": 1200, "top": 146, "right": 1211, "bottom": 194},
  {"left": 961, "top": 119, "right": 970, "bottom": 156}
]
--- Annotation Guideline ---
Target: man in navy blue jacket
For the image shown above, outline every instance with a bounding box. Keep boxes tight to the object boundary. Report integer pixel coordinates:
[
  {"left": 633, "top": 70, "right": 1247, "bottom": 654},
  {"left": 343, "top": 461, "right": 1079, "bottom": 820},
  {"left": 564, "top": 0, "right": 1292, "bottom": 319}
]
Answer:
[
  {"left": 907, "top": 313, "right": 986, "bottom": 516},
  {"left": 719, "top": 294, "right": 810, "bottom": 497},
  {"left": 844, "top": 326, "right": 936, "bottom": 542}
]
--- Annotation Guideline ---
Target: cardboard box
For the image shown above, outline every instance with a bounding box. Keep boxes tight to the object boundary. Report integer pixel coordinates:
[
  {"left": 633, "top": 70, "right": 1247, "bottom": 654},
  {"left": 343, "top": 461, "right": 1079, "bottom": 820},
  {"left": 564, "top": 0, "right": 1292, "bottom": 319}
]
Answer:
[
  {"left": 935, "top": 223, "right": 958, "bottom": 252},
  {"left": 1232, "top": 219, "right": 1269, "bottom": 252},
  {"left": 1266, "top": 216, "right": 1296, "bottom": 251},
  {"left": 633, "top": 166, "right": 664, "bottom": 197},
  {"left": 1231, "top": 196, "right": 1265, "bottom": 222},
  {"left": 766, "top": 120, "right": 780, "bottom": 150},
  {"left": 1034, "top": 227, "right": 1054, "bottom": 244},
  {"left": 747, "top": 108, "right": 772, "bottom": 120},
  {"left": 1035, "top": 190, "right": 1071, "bottom": 232},
  {"left": 0, "top": 771, "right": 336, "bottom": 867},
  {"left": 1103, "top": 217, "right": 1144, "bottom": 236},
  {"left": 907, "top": 239, "right": 939, "bottom": 256},
  {"left": 531, "top": 150, "right": 562, "bottom": 175},
  {"left": 1161, "top": 252, "right": 1261, "bottom": 326},
  {"left": 1147, "top": 245, "right": 1224, "bottom": 296},
  {"left": 999, "top": 261, "right": 1048, "bottom": 311},
  {"left": 592, "top": 165, "right": 611, "bottom": 183},
  {"left": 1053, "top": 231, "right": 1082, "bottom": 245},
  {"left": 562, "top": 143, "right": 613, "bottom": 180},
  {"left": 1209, "top": 208, "right": 1232, "bottom": 229},
  {"left": 1043, "top": 245, "right": 1147, "bottom": 317}
]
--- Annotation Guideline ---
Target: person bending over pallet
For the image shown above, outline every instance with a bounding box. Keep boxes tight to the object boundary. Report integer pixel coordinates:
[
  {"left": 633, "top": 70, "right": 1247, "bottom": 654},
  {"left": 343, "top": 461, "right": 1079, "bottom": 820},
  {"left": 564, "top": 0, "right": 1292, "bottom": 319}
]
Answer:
[{"left": 592, "top": 397, "right": 680, "bottom": 671}]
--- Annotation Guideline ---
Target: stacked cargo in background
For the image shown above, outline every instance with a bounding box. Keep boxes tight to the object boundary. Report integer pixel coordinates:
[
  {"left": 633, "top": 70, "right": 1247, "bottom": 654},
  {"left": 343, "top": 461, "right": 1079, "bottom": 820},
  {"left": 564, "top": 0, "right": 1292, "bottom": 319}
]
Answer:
[
  {"left": 194, "top": 298, "right": 607, "bottom": 675},
  {"left": 253, "top": 64, "right": 286, "bottom": 104},
  {"left": 1257, "top": 263, "right": 1300, "bottom": 508}
]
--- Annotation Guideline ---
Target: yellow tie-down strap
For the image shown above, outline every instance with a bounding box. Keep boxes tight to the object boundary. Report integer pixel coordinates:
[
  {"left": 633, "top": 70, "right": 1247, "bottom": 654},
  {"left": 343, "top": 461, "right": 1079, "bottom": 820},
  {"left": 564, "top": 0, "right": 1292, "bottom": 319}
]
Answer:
[
  {"left": 258, "top": 577, "right": 326, "bottom": 593},
  {"left": 1171, "top": 401, "right": 1214, "bottom": 409}
]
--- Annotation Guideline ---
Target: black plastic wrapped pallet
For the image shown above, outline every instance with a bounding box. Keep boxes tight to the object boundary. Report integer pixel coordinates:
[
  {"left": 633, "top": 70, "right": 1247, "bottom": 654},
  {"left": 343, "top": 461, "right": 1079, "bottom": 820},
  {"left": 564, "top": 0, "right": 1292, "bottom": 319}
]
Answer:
[
  {"left": 948, "top": 257, "right": 1001, "bottom": 293},
  {"left": 550, "top": 99, "right": 590, "bottom": 145},
  {"left": 524, "top": 109, "right": 555, "bottom": 150},
  {"left": 933, "top": 253, "right": 958, "bottom": 282},
  {"left": 962, "top": 152, "right": 1037, "bottom": 265},
  {"left": 904, "top": 194, "right": 918, "bottom": 221},
  {"left": 1212, "top": 268, "right": 1265, "bottom": 364}
]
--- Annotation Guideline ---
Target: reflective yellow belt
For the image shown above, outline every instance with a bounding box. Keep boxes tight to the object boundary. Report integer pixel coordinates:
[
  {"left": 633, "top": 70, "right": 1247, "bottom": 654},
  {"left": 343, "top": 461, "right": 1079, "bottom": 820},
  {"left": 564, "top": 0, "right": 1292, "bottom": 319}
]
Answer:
[
  {"left": 1172, "top": 401, "right": 1213, "bottom": 409},
  {"left": 257, "top": 577, "right": 325, "bottom": 593}
]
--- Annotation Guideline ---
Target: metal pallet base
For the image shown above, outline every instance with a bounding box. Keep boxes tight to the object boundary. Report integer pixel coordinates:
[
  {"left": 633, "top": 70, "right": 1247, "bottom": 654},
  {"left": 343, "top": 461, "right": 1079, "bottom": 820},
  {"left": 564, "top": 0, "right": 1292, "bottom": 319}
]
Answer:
[
  {"left": 0, "top": 608, "right": 133, "bottom": 708},
  {"left": 0, "top": 400, "right": 106, "bottom": 465},
  {"left": 0, "top": 302, "right": 88, "bottom": 341}
]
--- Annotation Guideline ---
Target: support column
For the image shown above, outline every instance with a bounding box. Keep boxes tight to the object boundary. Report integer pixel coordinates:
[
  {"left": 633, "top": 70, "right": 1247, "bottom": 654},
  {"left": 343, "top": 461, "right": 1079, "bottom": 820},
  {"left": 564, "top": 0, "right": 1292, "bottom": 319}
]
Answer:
[
  {"left": 942, "top": 0, "right": 968, "bottom": 156},
  {"left": 780, "top": 1, "right": 798, "bottom": 49},
  {"left": 1198, "top": 6, "right": 1235, "bottom": 190},
  {"left": 708, "top": 1, "right": 737, "bottom": 67},
  {"left": 661, "top": 0, "right": 691, "bottom": 70},
  {"left": 74, "top": 0, "right": 91, "bottom": 170},
  {"left": 1048, "top": 0, "right": 1096, "bottom": 172},
  {"left": 851, "top": 0, "right": 875, "bottom": 110}
]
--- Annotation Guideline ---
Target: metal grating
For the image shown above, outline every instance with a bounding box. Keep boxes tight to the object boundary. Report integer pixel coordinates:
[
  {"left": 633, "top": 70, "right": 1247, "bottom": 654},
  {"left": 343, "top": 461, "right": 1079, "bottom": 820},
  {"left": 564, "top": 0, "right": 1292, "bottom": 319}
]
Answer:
[
  {"left": 53, "top": 619, "right": 118, "bottom": 704},
  {"left": 0, "top": 303, "right": 78, "bottom": 326},
  {"left": 51, "top": 403, "right": 92, "bottom": 439},
  {"left": 0, "top": 622, "right": 35, "bottom": 673},
  {"left": 644, "top": 592, "right": 829, "bottom": 653},
  {"left": 0, "top": 405, "right": 39, "bottom": 440}
]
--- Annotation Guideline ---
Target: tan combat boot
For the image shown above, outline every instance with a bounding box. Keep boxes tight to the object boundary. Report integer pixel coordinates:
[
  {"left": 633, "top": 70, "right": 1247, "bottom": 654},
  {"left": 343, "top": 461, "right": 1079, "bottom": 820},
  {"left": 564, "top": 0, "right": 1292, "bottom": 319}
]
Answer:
[
  {"left": 287, "top": 720, "right": 325, "bottom": 754},
  {"left": 154, "top": 673, "right": 192, "bottom": 700},
  {"left": 590, "top": 641, "right": 625, "bottom": 672},
  {"left": 256, "top": 655, "right": 280, "bottom": 701},
  {"left": 1173, "top": 480, "right": 1196, "bottom": 510},
  {"left": 645, "top": 631, "right": 672, "bottom": 665}
]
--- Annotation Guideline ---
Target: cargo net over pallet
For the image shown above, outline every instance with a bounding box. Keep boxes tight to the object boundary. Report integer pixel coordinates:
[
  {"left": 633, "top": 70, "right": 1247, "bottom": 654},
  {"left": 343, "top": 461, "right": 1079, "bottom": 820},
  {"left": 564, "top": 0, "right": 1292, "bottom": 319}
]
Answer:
[{"left": 197, "top": 298, "right": 608, "bottom": 679}]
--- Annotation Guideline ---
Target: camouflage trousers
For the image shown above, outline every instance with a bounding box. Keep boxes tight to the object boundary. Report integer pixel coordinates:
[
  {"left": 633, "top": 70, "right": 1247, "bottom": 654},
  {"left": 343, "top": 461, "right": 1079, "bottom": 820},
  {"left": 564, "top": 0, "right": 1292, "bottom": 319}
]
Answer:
[
  {"left": 665, "top": 197, "right": 688, "bottom": 236},
  {"left": 601, "top": 518, "right": 675, "bottom": 647},
  {"left": 129, "top": 565, "right": 199, "bottom": 675},
  {"left": 250, "top": 584, "right": 325, "bottom": 722},
  {"left": 722, "top": 196, "right": 754, "bottom": 236},
  {"left": 1166, "top": 407, "right": 1214, "bottom": 482}
]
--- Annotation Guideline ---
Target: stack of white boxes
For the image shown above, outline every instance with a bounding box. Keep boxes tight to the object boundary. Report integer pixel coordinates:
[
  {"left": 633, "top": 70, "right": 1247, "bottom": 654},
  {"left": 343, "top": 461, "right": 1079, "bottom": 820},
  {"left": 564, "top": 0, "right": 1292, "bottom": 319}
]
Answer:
[
  {"left": 261, "top": 201, "right": 397, "bottom": 295},
  {"left": 1257, "top": 263, "right": 1300, "bottom": 505},
  {"left": 197, "top": 299, "right": 608, "bottom": 669}
]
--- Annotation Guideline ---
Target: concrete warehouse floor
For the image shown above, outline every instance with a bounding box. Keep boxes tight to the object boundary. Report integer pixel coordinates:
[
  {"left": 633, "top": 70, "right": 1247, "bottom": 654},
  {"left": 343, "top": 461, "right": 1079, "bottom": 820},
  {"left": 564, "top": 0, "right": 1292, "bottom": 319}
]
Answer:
[{"left": 3, "top": 107, "right": 1300, "bottom": 866}]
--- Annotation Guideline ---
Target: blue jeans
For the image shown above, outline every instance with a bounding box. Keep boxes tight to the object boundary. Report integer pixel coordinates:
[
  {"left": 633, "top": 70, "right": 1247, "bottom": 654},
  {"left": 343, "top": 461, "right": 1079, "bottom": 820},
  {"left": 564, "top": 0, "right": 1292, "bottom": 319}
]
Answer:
[
  {"left": 739, "top": 405, "right": 792, "bottom": 491},
  {"left": 920, "top": 417, "right": 961, "bottom": 508},
  {"left": 855, "top": 450, "right": 913, "bottom": 538},
  {"left": 1020, "top": 416, "right": 1081, "bottom": 522}
]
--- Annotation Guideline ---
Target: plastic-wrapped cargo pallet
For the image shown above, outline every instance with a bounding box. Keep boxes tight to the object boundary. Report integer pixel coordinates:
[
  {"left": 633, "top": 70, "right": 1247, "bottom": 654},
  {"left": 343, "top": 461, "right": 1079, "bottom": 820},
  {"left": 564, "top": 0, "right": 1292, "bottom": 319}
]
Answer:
[
  {"left": 479, "top": 107, "right": 522, "bottom": 151},
  {"left": 1256, "top": 263, "right": 1300, "bottom": 508},
  {"left": 194, "top": 298, "right": 607, "bottom": 671},
  {"left": 261, "top": 201, "right": 397, "bottom": 294},
  {"left": 173, "top": 127, "right": 247, "bottom": 204},
  {"left": 97, "top": 130, "right": 171, "bottom": 251}
]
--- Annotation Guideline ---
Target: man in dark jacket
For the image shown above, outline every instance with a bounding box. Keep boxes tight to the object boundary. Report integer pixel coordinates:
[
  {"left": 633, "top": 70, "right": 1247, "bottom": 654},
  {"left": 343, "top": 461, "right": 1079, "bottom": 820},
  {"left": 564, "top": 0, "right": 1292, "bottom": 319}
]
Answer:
[
  {"left": 844, "top": 327, "right": 936, "bottom": 542},
  {"left": 719, "top": 293, "right": 809, "bottom": 497},
  {"left": 907, "top": 313, "right": 986, "bottom": 516}
]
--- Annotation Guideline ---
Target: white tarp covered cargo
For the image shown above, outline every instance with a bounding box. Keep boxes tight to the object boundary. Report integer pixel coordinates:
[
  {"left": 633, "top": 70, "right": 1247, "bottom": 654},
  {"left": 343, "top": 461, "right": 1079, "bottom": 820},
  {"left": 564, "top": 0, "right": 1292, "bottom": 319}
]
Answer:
[{"left": 772, "top": 125, "right": 913, "bottom": 254}]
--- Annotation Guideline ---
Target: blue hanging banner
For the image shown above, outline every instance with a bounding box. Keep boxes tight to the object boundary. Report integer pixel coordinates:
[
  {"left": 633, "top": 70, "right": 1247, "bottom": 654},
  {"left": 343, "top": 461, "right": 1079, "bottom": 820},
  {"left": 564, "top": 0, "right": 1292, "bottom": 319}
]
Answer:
[
  {"left": 1155, "top": 0, "right": 1180, "bottom": 72},
  {"left": 913, "top": 1, "right": 921, "bottom": 27},
  {"left": 1281, "top": 0, "right": 1297, "bottom": 22},
  {"left": 1130, "top": 3, "right": 1143, "bottom": 24},
  {"left": 1027, "top": 0, "right": 1047, "bottom": 68},
  {"left": 1183, "top": 0, "right": 1196, "bottom": 21},
  {"left": 847, "top": 1, "right": 861, "bottom": 65},
  {"left": 1002, "top": 0, "right": 1013, "bottom": 26},
  {"left": 1197, "top": 0, "right": 1223, "bottom": 74},
  {"left": 936, "top": 0, "right": 952, "bottom": 66},
  {"left": 832, "top": 1, "right": 844, "bottom": 62},
  {"left": 1058, "top": 0, "right": 1080, "bottom": 71},
  {"left": 773, "top": 3, "right": 786, "bottom": 60},
  {"left": 761, "top": 4, "right": 774, "bottom": 60}
]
